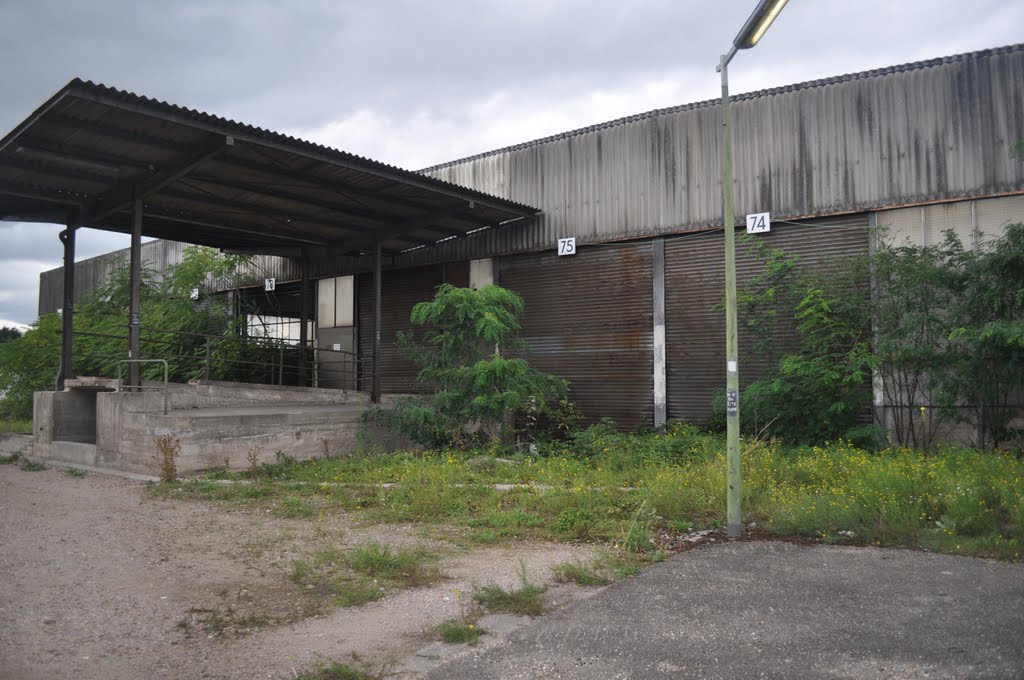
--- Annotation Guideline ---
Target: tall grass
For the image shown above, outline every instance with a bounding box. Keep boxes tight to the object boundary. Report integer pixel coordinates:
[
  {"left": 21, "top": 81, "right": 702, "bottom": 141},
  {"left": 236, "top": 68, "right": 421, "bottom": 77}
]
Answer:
[{"left": 156, "top": 422, "right": 1024, "bottom": 561}]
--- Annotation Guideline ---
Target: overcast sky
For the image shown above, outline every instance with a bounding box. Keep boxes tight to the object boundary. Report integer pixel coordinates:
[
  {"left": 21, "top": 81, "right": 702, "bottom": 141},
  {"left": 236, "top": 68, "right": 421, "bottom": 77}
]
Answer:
[{"left": 1, "top": 0, "right": 1021, "bottom": 327}]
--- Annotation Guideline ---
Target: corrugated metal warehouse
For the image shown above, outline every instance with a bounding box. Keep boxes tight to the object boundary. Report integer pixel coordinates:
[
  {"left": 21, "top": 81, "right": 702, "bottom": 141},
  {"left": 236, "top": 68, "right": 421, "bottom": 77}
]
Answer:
[{"left": 34, "top": 44, "right": 1024, "bottom": 429}]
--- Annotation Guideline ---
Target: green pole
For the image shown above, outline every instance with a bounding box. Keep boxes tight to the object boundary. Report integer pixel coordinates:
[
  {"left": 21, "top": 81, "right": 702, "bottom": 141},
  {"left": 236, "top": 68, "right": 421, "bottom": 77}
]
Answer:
[{"left": 720, "top": 55, "right": 742, "bottom": 538}]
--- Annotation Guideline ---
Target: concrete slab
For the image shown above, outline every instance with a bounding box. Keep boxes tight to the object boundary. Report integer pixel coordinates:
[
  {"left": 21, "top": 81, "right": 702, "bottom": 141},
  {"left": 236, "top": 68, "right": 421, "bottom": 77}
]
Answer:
[
  {"left": 0, "top": 433, "right": 32, "bottom": 456},
  {"left": 64, "top": 376, "right": 120, "bottom": 392},
  {"left": 426, "top": 542, "right": 1024, "bottom": 680}
]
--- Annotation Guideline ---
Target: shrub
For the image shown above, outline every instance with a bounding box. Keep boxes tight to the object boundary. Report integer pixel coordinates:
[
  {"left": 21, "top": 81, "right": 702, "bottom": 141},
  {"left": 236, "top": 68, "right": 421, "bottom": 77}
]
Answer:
[{"left": 373, "top": 284, "right": 573, "bottom": 447}]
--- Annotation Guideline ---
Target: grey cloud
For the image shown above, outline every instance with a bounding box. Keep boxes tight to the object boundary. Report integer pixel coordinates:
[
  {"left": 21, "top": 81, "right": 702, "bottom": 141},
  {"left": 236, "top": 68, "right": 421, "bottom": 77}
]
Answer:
[{"left": 0, "top": 224, "right": 134, "bottom": 323}]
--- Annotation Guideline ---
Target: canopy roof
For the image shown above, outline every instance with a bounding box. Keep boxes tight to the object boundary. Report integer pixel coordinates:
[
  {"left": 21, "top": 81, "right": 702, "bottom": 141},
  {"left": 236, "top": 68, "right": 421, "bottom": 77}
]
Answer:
[{"left": 0, "top": 79, "right": 539, "bottom": 256}]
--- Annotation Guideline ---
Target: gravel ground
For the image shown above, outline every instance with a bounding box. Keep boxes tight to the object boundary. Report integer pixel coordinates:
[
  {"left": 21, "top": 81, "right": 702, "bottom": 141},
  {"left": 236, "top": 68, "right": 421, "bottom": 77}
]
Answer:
[{"left": 0, "top": 464, "right": 599, "bottom": 680}]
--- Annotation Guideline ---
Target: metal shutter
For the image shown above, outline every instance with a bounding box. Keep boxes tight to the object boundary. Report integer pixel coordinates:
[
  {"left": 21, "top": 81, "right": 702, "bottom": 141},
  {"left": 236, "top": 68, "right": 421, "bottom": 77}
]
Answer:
[
  {"left": 499, "top": 242, "right": 654, "bottom": 429},
  {"left": 665, "top": 215, "right": 869, "bottom": 425}
]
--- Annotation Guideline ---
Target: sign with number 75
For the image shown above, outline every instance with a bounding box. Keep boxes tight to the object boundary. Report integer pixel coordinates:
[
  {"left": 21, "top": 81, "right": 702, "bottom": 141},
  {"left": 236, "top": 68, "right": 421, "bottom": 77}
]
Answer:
[{"left": 558, "top": 237, "right": 576, "bottom": 256}]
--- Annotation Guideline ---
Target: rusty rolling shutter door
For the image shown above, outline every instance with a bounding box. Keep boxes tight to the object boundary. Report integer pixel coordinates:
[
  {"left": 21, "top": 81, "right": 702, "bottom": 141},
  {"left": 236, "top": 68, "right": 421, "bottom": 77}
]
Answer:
[
  {"left": 499, "top": 242, "right": 653, "bottom": 429},
  {"left": 356, "top": 263, "right": 470, "bottom": 394},
  {"left": 665, "top": 214, "right": 869, "bottom": 425}
]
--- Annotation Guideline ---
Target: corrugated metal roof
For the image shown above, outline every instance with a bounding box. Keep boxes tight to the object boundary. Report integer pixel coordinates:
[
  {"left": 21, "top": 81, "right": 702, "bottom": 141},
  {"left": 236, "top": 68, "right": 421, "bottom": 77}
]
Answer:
[
  {"left": 421, "top": 44, "right": 1024, "bottom": 174},
  {"left": 0, "top": 79, "right": 541, "bottom": 257},
  {"left": 416, "top": 43, "right": 1024, "bottom": 265}
]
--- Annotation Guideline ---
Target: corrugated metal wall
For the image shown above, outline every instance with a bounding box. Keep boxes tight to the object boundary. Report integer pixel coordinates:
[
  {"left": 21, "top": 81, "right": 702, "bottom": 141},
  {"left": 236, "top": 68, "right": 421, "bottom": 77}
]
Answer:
[
  {"left": 417, "top": 45, "right": 1023, "bottom": 266},
  {"left": 356, "top": 262, "right": 469, "bottom": 393},
  {"left": 499, "top": 242, "right": 653, "bottom": 429},
  {"left": 38, "top": 239, "right": 304, "bottom": 316},
  {"left": 41, "top": 46, "right": 1024, "bottom": 311},
  {"left": 38, "top": 239, "right": 191, "bottom": 316},
  {"left": 665, "top": 215, "right": 869, "bottom": 424}
]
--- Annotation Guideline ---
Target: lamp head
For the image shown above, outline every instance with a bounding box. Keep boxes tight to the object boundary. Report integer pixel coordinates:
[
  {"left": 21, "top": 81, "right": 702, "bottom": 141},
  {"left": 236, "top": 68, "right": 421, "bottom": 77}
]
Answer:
[{"left": 733, "top": 0, "right": 789, "bottom": 49}]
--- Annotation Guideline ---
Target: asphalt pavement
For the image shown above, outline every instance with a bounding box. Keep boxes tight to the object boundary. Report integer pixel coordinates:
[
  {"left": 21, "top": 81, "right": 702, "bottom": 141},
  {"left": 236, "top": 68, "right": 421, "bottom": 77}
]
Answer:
[{"left": 426, "top": 541, "right": 1024, "bottom": 679}]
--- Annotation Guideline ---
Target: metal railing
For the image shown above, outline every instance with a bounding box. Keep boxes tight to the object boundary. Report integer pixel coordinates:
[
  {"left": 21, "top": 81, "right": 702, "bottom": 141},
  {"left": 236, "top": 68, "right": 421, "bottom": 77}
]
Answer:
[{"left": 64, "top": 326, "right": 370, "bottom": 394}]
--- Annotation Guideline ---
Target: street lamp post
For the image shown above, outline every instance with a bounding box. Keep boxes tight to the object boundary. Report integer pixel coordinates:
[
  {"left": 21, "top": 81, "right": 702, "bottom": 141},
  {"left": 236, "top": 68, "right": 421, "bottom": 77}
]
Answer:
[{"left": 717, "top": 0, "right": 789, "bottom": 539}]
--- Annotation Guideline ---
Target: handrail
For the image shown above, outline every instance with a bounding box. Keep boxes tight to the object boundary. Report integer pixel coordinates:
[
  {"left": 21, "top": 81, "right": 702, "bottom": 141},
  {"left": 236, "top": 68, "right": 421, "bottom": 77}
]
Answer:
[
  {"left": 68, "top": 326, "right": 368, "bottom": 392},
  {"left": 117, "top": 359, "right": 169, "bottom": 415}
]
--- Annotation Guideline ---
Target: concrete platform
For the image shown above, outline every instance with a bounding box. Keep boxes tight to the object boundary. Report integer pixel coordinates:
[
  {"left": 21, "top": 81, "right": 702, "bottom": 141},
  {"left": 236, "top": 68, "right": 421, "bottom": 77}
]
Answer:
[{"left": 32, "top": 380, "right": 400, "bottom": 476}]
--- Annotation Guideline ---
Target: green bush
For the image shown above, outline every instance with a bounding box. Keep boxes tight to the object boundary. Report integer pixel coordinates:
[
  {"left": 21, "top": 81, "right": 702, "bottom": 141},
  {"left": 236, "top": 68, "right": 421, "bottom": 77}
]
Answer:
[
  {"left": 373, "top": 284, "right": 574, "bottom": 447},
  {"left": 0, "top": 246, "right": 256, "bottom": 420}
]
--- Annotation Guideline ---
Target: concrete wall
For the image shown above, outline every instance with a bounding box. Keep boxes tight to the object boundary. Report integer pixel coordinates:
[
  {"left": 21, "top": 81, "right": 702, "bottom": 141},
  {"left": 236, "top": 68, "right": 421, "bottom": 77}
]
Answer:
[
  {"left": 32, "top": 381, "right": 405, "bottom": 476},
  {"left": 100, "top": 401, "right": 365, "bottom": 474}
]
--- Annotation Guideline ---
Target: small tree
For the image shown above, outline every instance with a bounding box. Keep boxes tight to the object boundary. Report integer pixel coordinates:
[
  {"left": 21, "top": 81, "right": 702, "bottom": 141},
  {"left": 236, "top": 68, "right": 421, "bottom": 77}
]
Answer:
[
  {"left": 871, "top": 230, "right": 962, "bottom": 449},
  {"left": 380, "top": 284, "right": 571, "bottom": 447},
  {"left": 944, "top": 223, "right": 1024, "bottom": 448}
]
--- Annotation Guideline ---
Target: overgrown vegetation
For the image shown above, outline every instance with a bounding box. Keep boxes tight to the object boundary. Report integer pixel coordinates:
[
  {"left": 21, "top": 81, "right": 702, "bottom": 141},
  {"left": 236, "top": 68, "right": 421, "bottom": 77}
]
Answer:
[
  {"left": 718, "top": 236, "right": 875, "bottom": 445},
  {"left": 0, "top": 326, "right": 22, "bottom": 343},
  {"left": 154, "top": 421, "right": 1024, "bottom": 561},
  {"left": 154, "top": 434, "right": 181, "bottom": 483},
  {"left": 371, "top": 284, "right": 575, "bottom": 447},
  {"left": 0, "top": 419, "right": 31, "bottom": 434},
  {"left": 285, "top": 540, "right": 442, "bottom": 610},
  {"left": 875, "top": 224, "right": 1024, "bottom": 449},
  {"left": 720, "top": 223, "right": 1023, "bottom": 449},
  {"left": 0, "top": 246, "right": 288, "bottom": 421}
]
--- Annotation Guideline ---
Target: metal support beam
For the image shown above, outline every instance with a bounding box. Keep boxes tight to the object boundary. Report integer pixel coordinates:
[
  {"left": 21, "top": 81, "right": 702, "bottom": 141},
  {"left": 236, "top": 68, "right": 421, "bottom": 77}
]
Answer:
[
  {"left": 371, "top": 241, "right": 382, "bottom": 404},
  {"left": 83, "top": 135, "right": 234, "bottom": 223},
  {"left": 57, "top": 211, "right": 79, "bottom": 390},
  {"left": 299, "top": 251, "right": 310, "bottom": 386},
  {"left": 128, "top": 196, "right": 143, "bottom": 389},
  {"left": 652, "top": 238, "right": 667, "bottom": 428}
]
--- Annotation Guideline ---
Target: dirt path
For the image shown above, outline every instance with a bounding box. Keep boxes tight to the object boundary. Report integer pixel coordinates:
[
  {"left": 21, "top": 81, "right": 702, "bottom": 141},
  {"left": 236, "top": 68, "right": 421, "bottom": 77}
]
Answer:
[{"left": 0, "top": 464, "right": 599, "bottom": 679}]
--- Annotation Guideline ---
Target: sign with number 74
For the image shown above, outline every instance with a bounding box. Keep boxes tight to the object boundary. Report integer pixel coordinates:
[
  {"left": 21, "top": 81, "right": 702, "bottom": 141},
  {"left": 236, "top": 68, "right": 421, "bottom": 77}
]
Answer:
[{"left": 746, "top": 212, "right": 770, "bottom": 234}]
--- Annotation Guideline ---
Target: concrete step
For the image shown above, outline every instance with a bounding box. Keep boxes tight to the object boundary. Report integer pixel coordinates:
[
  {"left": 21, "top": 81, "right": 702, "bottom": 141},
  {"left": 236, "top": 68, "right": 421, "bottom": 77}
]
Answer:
[{"left": 166, "top": 402, "right": 366, "bottom": 418}]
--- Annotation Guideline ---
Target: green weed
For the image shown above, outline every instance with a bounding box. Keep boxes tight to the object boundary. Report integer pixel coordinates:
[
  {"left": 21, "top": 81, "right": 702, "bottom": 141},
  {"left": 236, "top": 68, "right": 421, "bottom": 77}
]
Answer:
[
  {"left": 327, "top": 578, "right": 384, "bottom": 607},
  {"left": 671, "top": 518, "right": 693, "bottom": 532},
  {"left": 347, "top": 542, "right": 442, "bottom": 587},
  {"left": 550, "top": 561, "right": 611, "bottom": 586},
  {"left": 438, "top": 619, "right": 483, "bottom": 645},
  {"left": 296, "top": 654, "right": 394, "bottom": 680},
  {"left": 276, "top": 495, "right": 314, "bottom": 519},
  {"left": 472, "top": 566, "right": 546, "bottom": 616}
]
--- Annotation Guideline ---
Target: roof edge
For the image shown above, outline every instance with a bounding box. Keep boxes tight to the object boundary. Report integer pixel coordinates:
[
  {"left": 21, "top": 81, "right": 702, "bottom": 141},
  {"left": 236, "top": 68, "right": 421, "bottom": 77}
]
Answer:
[{"left": 5, "top": 79, "right": 540, "bottom": 218}]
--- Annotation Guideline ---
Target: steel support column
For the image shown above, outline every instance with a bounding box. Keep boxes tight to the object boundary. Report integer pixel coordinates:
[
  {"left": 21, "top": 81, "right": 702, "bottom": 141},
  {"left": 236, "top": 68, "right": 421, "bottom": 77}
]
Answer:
[
  {"left": 371, "top": 241, "right": 382, "bottom": 404},
  {"left": 128, "top": 196, "right": 143, "bottom": 389},
  {"left": 57, "top": 211, "right": 79, "bottom": 391},
  {"left": 299, "top": 250, "right": 310, "bottom": 386}
]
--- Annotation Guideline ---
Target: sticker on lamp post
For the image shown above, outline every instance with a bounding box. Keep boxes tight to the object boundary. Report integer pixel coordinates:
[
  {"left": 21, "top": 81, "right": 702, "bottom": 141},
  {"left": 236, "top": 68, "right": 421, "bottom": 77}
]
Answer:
[
  {"left": 746, "top": 212, "right": 770, "bottom": 234},
  {"left": 264, "top": 278, "right": 276, "bottom": 292},
  {"left": 557, "top": 237, "right": 576, "bottom": 256}
]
